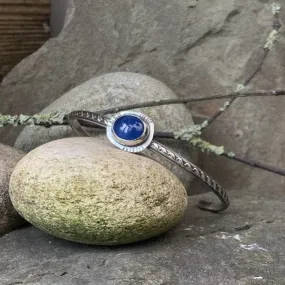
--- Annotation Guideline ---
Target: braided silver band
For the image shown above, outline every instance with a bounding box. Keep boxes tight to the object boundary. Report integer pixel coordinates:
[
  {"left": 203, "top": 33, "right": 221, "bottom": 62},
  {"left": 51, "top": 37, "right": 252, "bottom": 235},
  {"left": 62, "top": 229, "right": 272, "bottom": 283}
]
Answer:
[{"left": 68, "top": 110, "right": 230, "bottom": 213}]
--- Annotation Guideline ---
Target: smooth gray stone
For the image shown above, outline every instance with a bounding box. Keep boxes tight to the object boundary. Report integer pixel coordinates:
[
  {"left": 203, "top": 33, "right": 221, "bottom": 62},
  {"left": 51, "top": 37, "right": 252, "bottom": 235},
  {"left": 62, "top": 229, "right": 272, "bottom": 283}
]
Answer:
[{"left": 0, "top": 143, "right": 26, "bottom": 236}]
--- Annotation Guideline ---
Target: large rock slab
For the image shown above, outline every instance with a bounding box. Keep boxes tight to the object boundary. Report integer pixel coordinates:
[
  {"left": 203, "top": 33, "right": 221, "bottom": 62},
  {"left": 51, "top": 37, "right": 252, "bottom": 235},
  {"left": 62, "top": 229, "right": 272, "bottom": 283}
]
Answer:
[
  {"left": 0, "top": 0, "right": 275, "bottom": 145},
  {"left": 0, "top": 0, "right": 284, "bottom": 238},
  {"left": 14, "top": 72, "right": 198, "bottom": 193},
  {"left": 1, "top": 186, "right": 285, "bottom": 284},
  {"left": 9, "top": 137, "right": 187, "bottom": 245},
  {"left": 197, "top": 5, "right": 285, "bottom": 197},
  {"left": 0, "top": 144, "right": 26, "bottom": 236}
]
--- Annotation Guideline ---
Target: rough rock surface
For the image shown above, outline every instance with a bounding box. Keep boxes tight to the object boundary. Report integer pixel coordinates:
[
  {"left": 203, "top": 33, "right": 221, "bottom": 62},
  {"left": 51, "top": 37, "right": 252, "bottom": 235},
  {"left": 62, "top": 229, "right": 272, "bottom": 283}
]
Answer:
[
  {"left": 0, "top": 144, "right": 26, "bottom": 236},
  {"left": 14, "top": 72, "right": 198, "bottom": 192},
  {"left": 1, "top": 0, "right": 285, "bottom": 282},
  {"left": 0, "top": 0, "right": 284, "bottom": 196},
  {"left": 0, "top": 0, "right": 278, "bottom": 144},
  {"left": 1, "top": 185, "right": 284, "bottom": 284},
  {"left": 9, "top": 137, "right": 187, "bottom": 245}
]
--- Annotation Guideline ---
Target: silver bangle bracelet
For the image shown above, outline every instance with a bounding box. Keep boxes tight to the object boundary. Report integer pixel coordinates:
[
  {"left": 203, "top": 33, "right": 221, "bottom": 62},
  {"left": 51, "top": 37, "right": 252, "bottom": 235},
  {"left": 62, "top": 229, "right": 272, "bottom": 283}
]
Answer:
[{"left": 68, "top": 110, "right": 230, "bottom": 213}]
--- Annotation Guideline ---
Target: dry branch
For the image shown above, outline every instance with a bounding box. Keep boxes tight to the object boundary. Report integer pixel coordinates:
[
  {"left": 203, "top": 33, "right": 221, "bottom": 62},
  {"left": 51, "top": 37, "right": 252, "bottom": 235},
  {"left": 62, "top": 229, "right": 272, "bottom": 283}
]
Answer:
[{"left": 97, "top": 89, "right": 285, "bottom": 114}]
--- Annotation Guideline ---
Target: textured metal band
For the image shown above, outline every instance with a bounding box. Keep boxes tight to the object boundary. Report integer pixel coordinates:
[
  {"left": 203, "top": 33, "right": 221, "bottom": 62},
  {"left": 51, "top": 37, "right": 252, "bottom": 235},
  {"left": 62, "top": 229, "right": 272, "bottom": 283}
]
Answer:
[
  {"left": 68, "top": 111, "right": 108, "bottom": 136},
  {"left": 68, "top": 110, "right": 230, "bottom": 213},
  {"left": 149, "top": 141, "right": 229, "bottom": 212}
]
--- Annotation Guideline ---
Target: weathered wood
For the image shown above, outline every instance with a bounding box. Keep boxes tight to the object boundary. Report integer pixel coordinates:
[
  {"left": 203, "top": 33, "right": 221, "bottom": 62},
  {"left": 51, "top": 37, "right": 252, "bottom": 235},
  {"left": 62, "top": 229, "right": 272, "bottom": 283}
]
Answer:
[
  {"left": 0, "top": 0, "right": 50, "bottom": 4},
  {"left": 0, "top": 65, "right": 16, "bottom": 72},
  {"left": 0, "top": 1, "right": 51, "bottom": 80},
  {"left": 0, "top": 29, "right": 49, "bottom": 34},
  {"left": 0, "top": 14, "right": 48, "bottom": 21},
  {"left": 0, "top": 42, "right": 42, "bottom": 49},
  {"left": 0, "top": 24, "right": 46, "bottom": 29},
  {"left": 0, "top": 49, "right": 37, "bottom": 55},
  {"left": 0, "top": 55, "right": 27, "bottom": 63},
  {"left": 0, "top": 20, "right": 45, "bottom": 25},
  {"left": 0, "top": 34, "right": 49, "bottom": 39},
  {"left": 0, "top": 40, "right": 46, "bottom": 47},
  {"left": 0, "top": 5, "right": 50, "bottom": 15},
  {"left": 0, "top": 43, "right": 43, "bottom": 50},
  {"left": 0, "top": 38, "right": 47, "bottom": 43}
]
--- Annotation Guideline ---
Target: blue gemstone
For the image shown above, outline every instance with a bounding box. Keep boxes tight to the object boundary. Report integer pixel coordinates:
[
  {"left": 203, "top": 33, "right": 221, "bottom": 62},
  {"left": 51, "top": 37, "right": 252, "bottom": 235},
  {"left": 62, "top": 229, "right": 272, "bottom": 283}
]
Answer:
[{"left": 113, "top": 115, "right": 144, "bottom": 141}]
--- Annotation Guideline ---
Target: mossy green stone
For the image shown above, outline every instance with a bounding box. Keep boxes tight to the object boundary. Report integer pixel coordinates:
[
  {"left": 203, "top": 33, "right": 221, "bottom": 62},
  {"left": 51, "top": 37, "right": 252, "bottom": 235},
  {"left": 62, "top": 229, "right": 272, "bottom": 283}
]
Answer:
[{"left": 9, "top": 137, "right": 188, "bottom": 245}]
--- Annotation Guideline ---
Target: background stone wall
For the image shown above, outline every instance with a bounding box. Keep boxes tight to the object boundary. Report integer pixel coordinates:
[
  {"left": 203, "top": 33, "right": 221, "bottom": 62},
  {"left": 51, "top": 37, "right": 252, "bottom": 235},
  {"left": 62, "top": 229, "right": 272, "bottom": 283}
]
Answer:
[
  {"left": 0, "top": 0, "right": 285, "bottom": 190},
  {"left": 1, "top": 2, "right": 285, "bottom": 283}
]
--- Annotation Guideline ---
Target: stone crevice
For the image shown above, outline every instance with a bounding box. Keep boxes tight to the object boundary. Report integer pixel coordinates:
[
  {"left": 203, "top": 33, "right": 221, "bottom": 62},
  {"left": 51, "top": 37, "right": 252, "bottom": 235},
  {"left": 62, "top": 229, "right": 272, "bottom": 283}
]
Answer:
[
  {"left": 224, "top": 8, "right": 241, "bottom": 24},
  {"left": 178, "top": 5, "right": 243, "bottom": 57}
]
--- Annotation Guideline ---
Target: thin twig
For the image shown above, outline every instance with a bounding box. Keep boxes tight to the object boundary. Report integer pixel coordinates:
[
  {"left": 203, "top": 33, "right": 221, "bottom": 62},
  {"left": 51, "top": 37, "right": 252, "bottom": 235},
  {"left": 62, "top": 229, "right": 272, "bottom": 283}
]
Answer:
[
  {"left": 1, "top": 88, "right": 285, "bottom": 127},
  {"left": 202, "top": 97, "right": 235, "bottom": 128},
  {"left": 221, "top": 152, "right": 285, "bottom": 176},
  {"left": 1, "top": 113, "right": 284, "bottom": 177},
  {"left": 97, "top": 89, "right": 285, "bottom": 115},
  {"left": 200, "top": 5, "right": 282, "bottom": 129},
  {"left": 154, "top": 132, "right": 285, "bottom": 177}
]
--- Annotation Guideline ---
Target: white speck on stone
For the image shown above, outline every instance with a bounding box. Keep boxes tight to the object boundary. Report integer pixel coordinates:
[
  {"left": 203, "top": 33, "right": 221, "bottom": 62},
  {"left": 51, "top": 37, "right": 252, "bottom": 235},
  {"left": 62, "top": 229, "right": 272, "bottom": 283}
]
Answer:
[
  {"left": 217, "top": 233, "right": 242, "bottom": 241},
  {"left": 235, "top": 84, "right": 245, "bottom": 92},
  {"left": 227, "top": 151, "right": 236, "bottom": 158},
  {"left": 233, "top": 234, "right": 241, "bottom": 241},
  {"left": 253, "top": 277, "right": 263, "bottom": 280},
  {"left": 219, "top": 101, "right": 230, "bottom": 111},
  {"left": 272, "top": 3, "right": 281, "bottom": 14},
  {"left": 184, "top": 227, "right": 193, "bottom": 231},
  {"left": 240, "top": 243, "right": 269, "bottom": 252}
]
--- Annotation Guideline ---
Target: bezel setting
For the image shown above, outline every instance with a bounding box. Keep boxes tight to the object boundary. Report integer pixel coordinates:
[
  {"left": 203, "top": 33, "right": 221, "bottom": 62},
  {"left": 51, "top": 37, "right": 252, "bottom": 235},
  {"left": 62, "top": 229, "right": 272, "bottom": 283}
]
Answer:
[
  {"left": 106, "top": 111, "right": 154, "bottom": 153},
  {"left": 68, "top": 109, "right": 230, "bottom": 212}
]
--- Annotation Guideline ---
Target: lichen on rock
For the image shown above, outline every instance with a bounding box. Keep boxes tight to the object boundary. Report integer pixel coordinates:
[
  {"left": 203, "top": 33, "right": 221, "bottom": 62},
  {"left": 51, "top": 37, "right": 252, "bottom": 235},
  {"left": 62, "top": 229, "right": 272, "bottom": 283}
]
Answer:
[
  {"left": 0, "top": 112, "right": 65, "bottom": 127},
  {"left": 9, "top": 137, "right": 188, "bottom": 245},
  {"left": 189, "top": 137, "right": 225, "bottom": 156}
]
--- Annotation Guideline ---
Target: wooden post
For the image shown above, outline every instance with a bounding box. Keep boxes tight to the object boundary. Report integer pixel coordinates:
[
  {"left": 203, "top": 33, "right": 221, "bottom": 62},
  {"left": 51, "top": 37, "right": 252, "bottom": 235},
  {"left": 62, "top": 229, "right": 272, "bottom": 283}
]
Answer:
[{"left": 0, "top": 1, "right": 51, "bottom": 79}]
